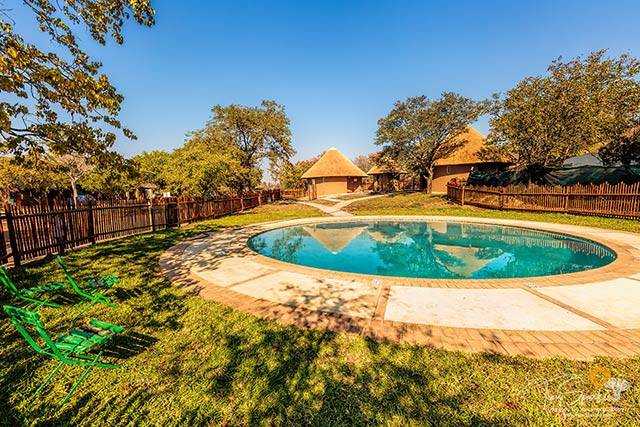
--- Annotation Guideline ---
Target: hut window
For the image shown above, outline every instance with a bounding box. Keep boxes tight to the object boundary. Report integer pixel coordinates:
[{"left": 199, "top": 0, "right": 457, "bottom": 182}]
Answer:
[{"left": 446, "top": 166, "right": 452, "bottom": 174}]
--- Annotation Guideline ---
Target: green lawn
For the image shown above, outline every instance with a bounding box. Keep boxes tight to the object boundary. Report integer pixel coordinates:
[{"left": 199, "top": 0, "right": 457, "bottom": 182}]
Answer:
[
  {"left": 1, "top": 201, "right": 639, "bottom": 426},
  {"left": 346, "top": 192, "right": 640, "bottom": 233}
]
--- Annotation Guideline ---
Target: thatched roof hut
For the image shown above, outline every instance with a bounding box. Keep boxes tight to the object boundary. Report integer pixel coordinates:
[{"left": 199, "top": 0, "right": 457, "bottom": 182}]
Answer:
[
  {"left": 302, "top": 148, "right": 367, "bottom": 199},
  {"left": 431, "top": 127, "right": 510, "bottom": 192},
  {"left": 302, "top": 148, "right": 368, "bottom": 179}
]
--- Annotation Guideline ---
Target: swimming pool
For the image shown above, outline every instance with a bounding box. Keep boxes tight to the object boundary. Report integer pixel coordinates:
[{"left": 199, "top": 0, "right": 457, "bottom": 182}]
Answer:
[{"left": 247, "top": 221, "right": 616, "bottom": 279}]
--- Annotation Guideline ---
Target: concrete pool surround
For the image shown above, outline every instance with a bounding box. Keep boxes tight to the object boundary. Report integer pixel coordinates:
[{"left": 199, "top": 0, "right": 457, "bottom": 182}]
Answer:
[{"left": 161, "top": 216, "right": 640, "bottom": 360}]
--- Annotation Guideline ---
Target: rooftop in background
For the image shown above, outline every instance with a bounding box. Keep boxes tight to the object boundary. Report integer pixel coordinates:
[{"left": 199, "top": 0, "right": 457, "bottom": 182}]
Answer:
[
  {"left": 367, "top": 164, "right": 408, "bottom": 175},
  {"left": 301, "top": 148, "right": 368, "bottom": 179},
  {"left": 434, "top": 127, "right": 506, "bottom": 166}
]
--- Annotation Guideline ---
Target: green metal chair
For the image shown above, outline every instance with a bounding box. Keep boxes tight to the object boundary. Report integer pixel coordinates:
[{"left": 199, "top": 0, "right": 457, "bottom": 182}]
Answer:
[
  {"left": 56, "top": 257, "right": 118, "bottom": 317},
  {"left": 3, "top": 304, "right": 124, "bottom": 405},
  {"left": 0, "top": 266, "right": 66, "bottom": 309}
]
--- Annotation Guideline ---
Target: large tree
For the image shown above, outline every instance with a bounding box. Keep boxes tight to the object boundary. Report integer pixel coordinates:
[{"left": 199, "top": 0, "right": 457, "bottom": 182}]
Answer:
[
  {"left": 0, "top": 155, "right": 66, "bottom": 202},
  {"left": 131, "top": 150, "right": 172, "bottom": 190},
  {"left": 82, "top": 153, "right": 138, "bottom": 198},
  {"left": 375, "top": 93, "right": 486, "bottom": 192},
  {"left": 163, "top": 129, "right": 247, "bottom": 198},
  {"left": 488, "top": 50, "right": 640, "bottom": 169},
  {"left": 272, "top": 155, "right": 320, "bottom": 190},
  {"left": 1, "top": 0, "right": 155, "bottom": 159},
  {"left": 206, "top": 100, "right": 294, "bottom": 193}
]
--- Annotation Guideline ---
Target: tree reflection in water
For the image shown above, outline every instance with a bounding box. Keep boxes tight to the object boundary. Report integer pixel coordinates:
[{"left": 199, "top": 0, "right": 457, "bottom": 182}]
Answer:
[{"left": 248, "top": 221, "right": 616, "bottom": 279}]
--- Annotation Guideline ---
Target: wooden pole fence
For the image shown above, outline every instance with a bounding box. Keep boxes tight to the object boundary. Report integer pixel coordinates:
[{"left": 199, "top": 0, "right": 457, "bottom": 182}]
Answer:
[{"left": 0, "top": 190, "right": 282, "bottom": 266}]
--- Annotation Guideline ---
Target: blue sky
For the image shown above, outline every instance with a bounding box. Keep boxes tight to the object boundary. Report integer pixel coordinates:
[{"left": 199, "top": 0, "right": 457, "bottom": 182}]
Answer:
[{"left": 11, "top": 0, "right": 640, "bottom": 161}]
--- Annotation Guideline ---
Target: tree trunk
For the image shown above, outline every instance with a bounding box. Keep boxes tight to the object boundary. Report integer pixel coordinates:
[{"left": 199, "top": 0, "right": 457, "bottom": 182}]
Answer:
[
  {"left": 419, "top": 166, "right": 434, "bottom": 193},
  {"left": 70, "top": 178, "right": 79, "bottom": 207}
]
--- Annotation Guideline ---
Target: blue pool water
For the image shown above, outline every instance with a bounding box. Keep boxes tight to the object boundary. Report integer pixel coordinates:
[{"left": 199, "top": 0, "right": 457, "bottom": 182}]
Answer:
[{"left": 247, "top": 221, "right": 616, "bottom": 279}]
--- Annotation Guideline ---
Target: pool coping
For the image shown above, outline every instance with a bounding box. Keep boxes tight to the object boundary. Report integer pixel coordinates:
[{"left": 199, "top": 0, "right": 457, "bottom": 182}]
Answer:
[{"left": 160, "top": 216, "right": 640, "bottom": 360}]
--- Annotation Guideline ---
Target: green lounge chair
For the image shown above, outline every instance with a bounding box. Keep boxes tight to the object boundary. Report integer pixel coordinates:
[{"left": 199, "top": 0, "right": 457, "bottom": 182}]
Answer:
[
  {"left": 56, "top": 256, "right": 119, "bottom": 290},
  {"left": 56, "top": 257, "right": 117, "bottom": 317},
  {"left": 3, "top": 304, "right": 124, "bottom": 405},
  {"left": 0, "top": 266, "right": 66, "bottom": 309}
]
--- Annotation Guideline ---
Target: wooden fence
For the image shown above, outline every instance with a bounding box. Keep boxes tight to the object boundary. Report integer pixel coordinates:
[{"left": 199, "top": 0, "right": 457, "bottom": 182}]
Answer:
[
  {"left": 447, "top": 181, "right": 640, "bottom": 220},
  {"left": 282, "top": 188, "right": 307, "bottom": 199},
  {"left": 0, "top": 190, "right": 281, "bottom": 266}
]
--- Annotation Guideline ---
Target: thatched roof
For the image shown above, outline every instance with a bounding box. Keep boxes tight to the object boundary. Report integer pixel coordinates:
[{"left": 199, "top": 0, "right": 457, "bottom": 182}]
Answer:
[
  {"left": 303, "top": 224, "right": 367, "bottom": 254},
  {"left": 301, "top": 148, "right": 368, "bottom": 179},
  {"left": 433, "top": 244, "right": 498, "bottom": 277},
  {"left": 367, "top": 164, "right": 408, "bottom": 175},
  {"left": 435, "top": 127, "right": 504, "bottom": 166}
]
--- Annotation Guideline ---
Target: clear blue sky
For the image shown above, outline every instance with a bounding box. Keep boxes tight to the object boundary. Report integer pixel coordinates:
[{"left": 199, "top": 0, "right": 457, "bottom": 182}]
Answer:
[{"left": 11, "top": 0, "right": 640, "bottom": 161}]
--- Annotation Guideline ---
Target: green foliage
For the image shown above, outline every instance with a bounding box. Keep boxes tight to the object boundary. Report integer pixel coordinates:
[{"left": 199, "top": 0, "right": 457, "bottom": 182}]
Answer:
[
  {"left": 0, "top": 156, "right": 66, "bottom": 199},
  {"left": 163, "top": 130, "right": 248, "bottom": 198},
  {"left": 0, "top": 1, "right": 155, "bottom": 158},
  {"left": 599, "top": 128, "right": 640, "bottom": 166},
  {"left": 82, "top": 154, "right": 138, "bottom": 197},
  {"left": 206, "top": 100, "right": 294, "bottom": 192},
  {"left": 488, "top": 50, "right": 640, "bottom": 168},
  {"left": 272, "top": 155, "right": 320, "bottom": 189},
  {"left": 375, "top": 93, "right": 486, "bottom": 192},
  {"left": 131, "top": 150, "right": 172, "bottom": 189}
]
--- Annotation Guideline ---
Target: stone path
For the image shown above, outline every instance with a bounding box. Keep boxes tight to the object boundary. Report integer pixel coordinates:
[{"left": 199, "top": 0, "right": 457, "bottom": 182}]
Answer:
[
  {"left": 160, "top": 215, "right": 640, "bottom": 360},
  {"left": 298, "top": 193, "right": 386, "bottom": 216}
]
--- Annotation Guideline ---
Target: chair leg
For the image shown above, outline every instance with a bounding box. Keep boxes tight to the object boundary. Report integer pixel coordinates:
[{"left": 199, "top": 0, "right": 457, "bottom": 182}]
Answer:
[
  {"left": 59, "top": 353, "right": 101, "bottom": 405},
  {"left": 35, "top": 360, "right": 64, "bottom": 395}
]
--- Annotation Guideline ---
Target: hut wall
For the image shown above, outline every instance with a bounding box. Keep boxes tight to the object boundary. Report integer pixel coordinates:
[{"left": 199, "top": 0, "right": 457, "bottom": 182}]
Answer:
[
  {"left": 432, "top": 164, "right": 473, "bottom": 192},
  {"left": 308, "top": 176, "right": 363, "bottom": 197}
]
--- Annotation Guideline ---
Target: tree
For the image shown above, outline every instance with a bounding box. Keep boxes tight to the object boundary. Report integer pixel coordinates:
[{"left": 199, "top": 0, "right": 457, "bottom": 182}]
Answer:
[
  {"left": 131, "top": 150, "right": 172, "bottom": 190},
  {"left": 375, "top": 93, "right": 486, "bottom": 192},
  {"left": 48, "top": 153, "right": 94, "bottom": 204},
  {"left": 163, "top": 130, "right": 247, "bottom": 198},
  {"left": 599, "top": 128, "right": 640, "bottom": 166},
  {"left": 0, "top": 156, "right": 66, "bottom": 201},
  {"left": 206, "top": 100, "right": 294, "bottom": 193},
  {"left": 1, "top": 1, "right": 155, "bottom": 159},
  {"left": 488, "top": 50, "right": 640, "bottom": 170},
  {"left": 354, "top": 153, "right": 376, "bottom": 173},
  {"left": 272, "top": 156, "right": 320, "bottom": 190},
  {"left": 82, "top": 154, "right": 138, "bottom": 198}
]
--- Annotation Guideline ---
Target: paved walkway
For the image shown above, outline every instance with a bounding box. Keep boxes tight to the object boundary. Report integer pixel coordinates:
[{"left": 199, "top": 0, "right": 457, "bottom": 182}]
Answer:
[
  {"left": 160, "top": 216, "right": 640, "bottom": 360},
  {"left": 298, "top": 193, "right": 386, "bottom": 216}
]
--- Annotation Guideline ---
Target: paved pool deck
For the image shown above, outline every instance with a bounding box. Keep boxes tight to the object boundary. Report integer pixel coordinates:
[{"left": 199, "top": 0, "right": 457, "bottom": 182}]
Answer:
[{"left": 160, "top": 216, "right": 640, "bottom": 360}]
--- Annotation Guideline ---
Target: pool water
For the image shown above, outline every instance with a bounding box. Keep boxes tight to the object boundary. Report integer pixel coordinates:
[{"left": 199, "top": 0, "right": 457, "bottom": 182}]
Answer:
[{"left": 247, "top": 221, "right": 616, "bottom": 279}]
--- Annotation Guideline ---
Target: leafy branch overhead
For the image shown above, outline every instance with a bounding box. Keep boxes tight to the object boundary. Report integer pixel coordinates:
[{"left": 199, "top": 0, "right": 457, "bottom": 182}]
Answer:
[
  {"left": 0, "top": 0, "right": 155, "bottom": 158},
  {"left": 487, "top": 50, "right": 640, "bottom": 168}
]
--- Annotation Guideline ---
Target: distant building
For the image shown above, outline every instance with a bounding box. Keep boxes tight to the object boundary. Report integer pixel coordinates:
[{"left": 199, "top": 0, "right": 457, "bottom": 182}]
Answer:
[
  {"left": 301, "top": 147, "right": 368, "bottom": 199},
  {"left": 431, "top": 127, "right": 510, "bottom": 192},
  {"left": 366, "top": 165, "right": 408, "bottom": 192}
]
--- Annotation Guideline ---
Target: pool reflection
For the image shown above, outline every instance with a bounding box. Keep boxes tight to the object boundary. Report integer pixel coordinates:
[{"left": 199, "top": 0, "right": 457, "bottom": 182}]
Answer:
[{"left": 248, "top": 221, "right": 616, "bottom": 279}]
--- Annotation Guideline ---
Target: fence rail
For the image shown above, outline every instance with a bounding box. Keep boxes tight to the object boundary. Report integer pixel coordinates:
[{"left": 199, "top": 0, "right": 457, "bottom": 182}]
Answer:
[
  {"left": 447, "top": 181, "right": 640, "bottom": 220},
  {"left": 1, "top": 190, "right": 281, "bottom": 266}
]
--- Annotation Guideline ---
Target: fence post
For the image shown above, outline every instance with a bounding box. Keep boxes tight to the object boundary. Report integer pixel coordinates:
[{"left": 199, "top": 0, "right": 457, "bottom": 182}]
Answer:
[
  {"left": 460, "top": 185, "right": 466, "bottom": 206},
  {"left": 87, "top": 204, "right": 96, "bottom": 245},
  {"left": 5, "top": 206, "right": 21, "bottom": 266},
  {"left": 499, "top": 187, "right": 505, "bottom": 209},
  {"left": 240, "top": 196, "right": 245, "bottom": 211},
  {"left": 149, "top": 200, "right": 156, "bottom": 232},
  {"left": 562, "top": 186, "right": 569, "bottom": 212}
]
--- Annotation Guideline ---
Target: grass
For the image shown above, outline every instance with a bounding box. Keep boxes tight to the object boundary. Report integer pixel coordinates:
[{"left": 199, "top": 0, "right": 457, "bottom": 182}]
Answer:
[
  {"left": 1, "top": 200, "right": 639, "bottom": 426},
  {"left": 346, "top": 192, "right": 640, "bottom": 233}
]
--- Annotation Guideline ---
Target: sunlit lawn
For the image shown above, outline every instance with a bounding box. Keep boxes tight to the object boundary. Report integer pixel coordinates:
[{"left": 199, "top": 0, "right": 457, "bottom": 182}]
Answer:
[
  {"left": 1, "top": 201, "right": 639, "bottom": 426},
  {"left": 346, "top": 192, "right": 640, "bottom": 233}
]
